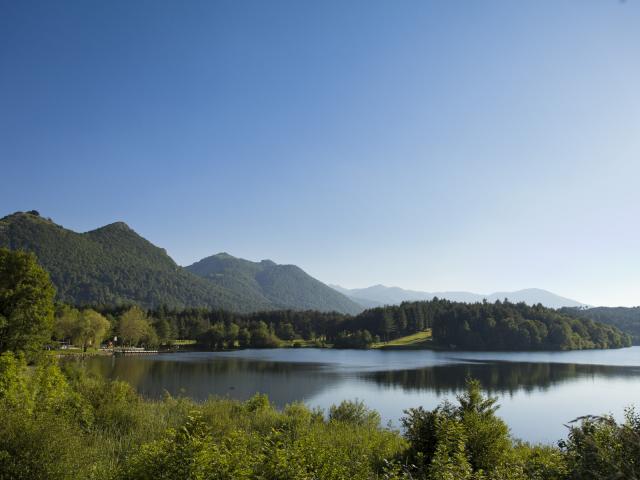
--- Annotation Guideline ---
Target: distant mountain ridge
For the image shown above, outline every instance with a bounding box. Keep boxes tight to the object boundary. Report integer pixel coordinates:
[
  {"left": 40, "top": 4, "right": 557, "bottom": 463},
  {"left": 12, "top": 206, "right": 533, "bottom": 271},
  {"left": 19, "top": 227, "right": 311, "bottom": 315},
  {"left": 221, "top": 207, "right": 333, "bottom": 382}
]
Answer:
[
  {"left": 332, "top": 284, "right": 586, "bottom": 309},
  {"left": 186, "top": 253, "right": 362, "bottom": 314},
  {"left": 0, "top": 211, "right": 360, "bottom": 314}
]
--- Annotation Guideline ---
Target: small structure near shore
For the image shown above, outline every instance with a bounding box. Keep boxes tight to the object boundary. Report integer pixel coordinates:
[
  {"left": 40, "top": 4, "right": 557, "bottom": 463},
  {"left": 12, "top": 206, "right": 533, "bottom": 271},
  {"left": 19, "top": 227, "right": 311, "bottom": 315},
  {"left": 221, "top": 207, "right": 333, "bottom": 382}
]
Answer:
[{"left": 112, "top": 347, "right": 160, "bottom": 356}]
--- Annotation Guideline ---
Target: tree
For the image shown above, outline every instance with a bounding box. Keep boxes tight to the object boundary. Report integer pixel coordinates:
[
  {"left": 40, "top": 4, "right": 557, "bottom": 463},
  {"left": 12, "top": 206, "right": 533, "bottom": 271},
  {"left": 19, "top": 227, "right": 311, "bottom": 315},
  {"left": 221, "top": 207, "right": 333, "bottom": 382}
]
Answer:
[
  {"left": 75, "top": 309, "right": 110, "bottom": 352},
  {"left": 53, "top": 305, "right": 80, "bottom": 343},
  {"left": 329, "top": 399, "right": 381, "bottom": 428},
  {"left": 153, "top": 317, "right": 172, "bottom": 344},
  {"left": 561, "top": 409, "right": 640, "bottom": 480},
  {"left": 456, "top": 379, "right": 511, "bottom": 472},
  {"left": 249, "top": 321, "right": 279, "bottom": 348},
  {"left": 202, "top": 323, "right": 225, "bottom": 350},
  {"left": 401, "top": 379, "right": 512, "bottom": 478},
  {"left": 238, "top": 327, "right": 251, "bottom": 348},
  {"left": 225, "top": 323, "right": 239, "bottom": 347},
  {"left": 118, "top": 306, "right": 151, "bottom": 347},
  {"left": 0, "top": 248, "right": 55, "bottom": 358},
  {"left": 276, "top": 322, "right": 295, "bottom": 341},
  {"left": 427, "top": 416, "right": 472, "bottom": 480}
]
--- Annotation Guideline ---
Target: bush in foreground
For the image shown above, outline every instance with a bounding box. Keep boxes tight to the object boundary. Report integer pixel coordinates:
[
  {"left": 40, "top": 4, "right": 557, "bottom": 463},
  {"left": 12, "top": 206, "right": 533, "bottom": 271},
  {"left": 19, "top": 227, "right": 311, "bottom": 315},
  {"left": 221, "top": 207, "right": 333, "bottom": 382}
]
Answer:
[{"left": 1, "top": 354, "right": 639, "bottom": 480}]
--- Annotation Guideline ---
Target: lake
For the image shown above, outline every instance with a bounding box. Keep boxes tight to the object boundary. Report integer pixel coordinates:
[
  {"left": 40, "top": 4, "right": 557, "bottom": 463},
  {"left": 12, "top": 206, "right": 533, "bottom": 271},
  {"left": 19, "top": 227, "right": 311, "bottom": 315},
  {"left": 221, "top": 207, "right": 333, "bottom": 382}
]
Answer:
[{"left": 81, "top": 346, "right": 640, "bottom": 444}]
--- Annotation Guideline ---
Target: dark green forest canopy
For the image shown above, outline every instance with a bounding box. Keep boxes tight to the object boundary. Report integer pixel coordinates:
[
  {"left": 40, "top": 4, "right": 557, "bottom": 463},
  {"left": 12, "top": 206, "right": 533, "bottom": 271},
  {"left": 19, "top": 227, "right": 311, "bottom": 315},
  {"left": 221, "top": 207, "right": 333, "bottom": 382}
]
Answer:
[
  {"left": 560, "top": 306, "right": 640, "bottom": 344},
  {"left": 97, "top": 298, "right": 631, "bottom": 351},
  {"left": 428, "top": 300, "right": 631, "bottom": 350}
]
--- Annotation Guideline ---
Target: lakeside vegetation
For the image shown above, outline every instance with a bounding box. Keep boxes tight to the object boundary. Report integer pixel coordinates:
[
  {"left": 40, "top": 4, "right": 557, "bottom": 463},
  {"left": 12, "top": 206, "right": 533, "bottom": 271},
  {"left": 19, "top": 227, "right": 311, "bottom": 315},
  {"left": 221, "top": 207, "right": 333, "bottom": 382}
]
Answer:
[
  {"left": 2, "top": 352, "right": 640, "bottom": 479},
  {"left": 2, "top": 244, "right": 640, "bottom": 479},
  {"left": 561, "top": 306, "right": 640, "bottom": 345},
  {"left": 122, "top": 299, "right": 630, "bottom": 352}
]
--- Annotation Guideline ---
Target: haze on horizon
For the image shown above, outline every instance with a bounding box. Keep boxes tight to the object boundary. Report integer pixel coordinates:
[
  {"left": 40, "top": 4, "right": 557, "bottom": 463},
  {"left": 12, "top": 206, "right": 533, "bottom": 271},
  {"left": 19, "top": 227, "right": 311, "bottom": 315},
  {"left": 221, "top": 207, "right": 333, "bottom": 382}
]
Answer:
[{"left": 1, "top": 1, "right": 639, "bottom": 307}]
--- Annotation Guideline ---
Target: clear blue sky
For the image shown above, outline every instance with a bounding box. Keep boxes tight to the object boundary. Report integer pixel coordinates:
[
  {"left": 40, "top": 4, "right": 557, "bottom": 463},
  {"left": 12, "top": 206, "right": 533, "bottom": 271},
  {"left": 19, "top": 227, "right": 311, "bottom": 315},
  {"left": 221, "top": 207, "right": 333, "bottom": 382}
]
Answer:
[{"left": 1, "top": 1, "right": 639, "bottom": 306}]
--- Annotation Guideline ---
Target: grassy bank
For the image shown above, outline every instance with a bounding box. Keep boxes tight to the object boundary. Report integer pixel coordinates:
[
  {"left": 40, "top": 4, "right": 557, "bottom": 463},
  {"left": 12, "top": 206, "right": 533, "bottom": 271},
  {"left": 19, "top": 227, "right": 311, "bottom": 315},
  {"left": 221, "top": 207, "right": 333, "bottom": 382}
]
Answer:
[{"left": 372, "top": 330, "right": 435, "bottom": 350}]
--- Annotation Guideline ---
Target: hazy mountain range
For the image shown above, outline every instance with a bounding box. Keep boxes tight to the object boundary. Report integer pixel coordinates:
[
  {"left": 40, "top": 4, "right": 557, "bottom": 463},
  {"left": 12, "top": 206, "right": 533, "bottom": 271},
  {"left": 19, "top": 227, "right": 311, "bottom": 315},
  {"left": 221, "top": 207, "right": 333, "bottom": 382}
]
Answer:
[
  {"left": 186, "top": 253, "right": 361, "bottom": 314},
  {"left": 331, "top": 284, "right": 587, "bottom": 309}
]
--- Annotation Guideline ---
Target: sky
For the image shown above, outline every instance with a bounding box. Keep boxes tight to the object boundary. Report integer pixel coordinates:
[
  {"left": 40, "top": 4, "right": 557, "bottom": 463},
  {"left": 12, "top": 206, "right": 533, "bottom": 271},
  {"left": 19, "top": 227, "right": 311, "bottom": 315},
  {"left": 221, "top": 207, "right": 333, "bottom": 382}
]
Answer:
[{"left": 1, "top": 0, "right": 639, "bottom": 307}]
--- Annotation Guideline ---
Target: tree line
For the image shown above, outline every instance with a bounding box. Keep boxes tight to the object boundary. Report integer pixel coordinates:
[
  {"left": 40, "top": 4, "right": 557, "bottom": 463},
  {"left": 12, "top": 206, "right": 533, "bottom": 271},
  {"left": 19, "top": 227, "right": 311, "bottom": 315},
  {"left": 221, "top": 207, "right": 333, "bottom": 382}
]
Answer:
[
  {"left": 94, "top": 298, "right": 629, "bottom": 351},
  {"left": 50, "top": 299, "right": 630, "bottom": 352}
]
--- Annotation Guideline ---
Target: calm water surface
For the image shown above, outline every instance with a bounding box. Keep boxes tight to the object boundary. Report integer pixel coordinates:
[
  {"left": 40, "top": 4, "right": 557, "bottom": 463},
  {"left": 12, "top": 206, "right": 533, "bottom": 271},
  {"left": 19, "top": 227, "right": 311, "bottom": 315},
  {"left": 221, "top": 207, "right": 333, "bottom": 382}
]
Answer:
[{"left": 82, "top": 346, "right": 640, "bottom": 443}]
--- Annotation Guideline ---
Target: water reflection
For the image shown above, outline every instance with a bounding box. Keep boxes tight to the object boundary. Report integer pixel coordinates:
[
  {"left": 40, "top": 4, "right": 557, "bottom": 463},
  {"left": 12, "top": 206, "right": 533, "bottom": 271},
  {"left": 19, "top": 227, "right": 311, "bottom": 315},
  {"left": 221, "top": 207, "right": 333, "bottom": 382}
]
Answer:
[
  {"left": 83, "top": 354, "right": 343, "bottom": 405},
  {"left": 362, "top": 360, "right": 640, "bottom": 395},
  {"left": 79, "top": 348, "right": 640, "bottom": 405}
]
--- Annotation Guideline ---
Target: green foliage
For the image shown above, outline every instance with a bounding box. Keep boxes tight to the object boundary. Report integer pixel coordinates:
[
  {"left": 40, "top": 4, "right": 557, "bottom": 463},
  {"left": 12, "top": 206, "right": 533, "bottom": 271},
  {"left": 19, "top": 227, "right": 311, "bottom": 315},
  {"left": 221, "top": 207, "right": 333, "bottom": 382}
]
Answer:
[
  {"left": 333, "top": 329, "right": 374, "bottom": 348},
  {"left": 0, "top": 248, "right": 55, "bottom": 358},
  {"left": 426, "top": 416, "right": 472, "bottom": 480},
  {"left": 329, "top": 399, "right": 381, "bottom": 428},
  {"left": 430, "top": 300, "right": 631, "bottom": 350},
  {"left": 0, "top": 354, "right": 95, "bottom": 480},
  {"left": 561, "top": 409, "right": 640, "bottom": 479},
  {"left": 143, "top": 299, "right": 629, "bottom": 352},
  {"left": 456, "top": 379, "right": 511, "bottom": 472},
  {"left": 402, "top": 379, "right": 527, "bottom": 479},
  {"left": 561, "top": 306, "right": 640, "bottom": 345},
  {"left": 1, "top": 357, "right": 640, "bottom": 480},
  {"left": 0, "top": 352, "right": 30, "bottom": 410},
  {"left": 117, "top": 306, "right": 157, "bottom": 347},
  {"left": 248, "top": 320, "right": 280, "bottom": 348},
  {"left": 54, "top": 306, "right": 111, "bottom": 350},
  {"left": 0, "top": 357, "right": 407, "bottom": 480}
]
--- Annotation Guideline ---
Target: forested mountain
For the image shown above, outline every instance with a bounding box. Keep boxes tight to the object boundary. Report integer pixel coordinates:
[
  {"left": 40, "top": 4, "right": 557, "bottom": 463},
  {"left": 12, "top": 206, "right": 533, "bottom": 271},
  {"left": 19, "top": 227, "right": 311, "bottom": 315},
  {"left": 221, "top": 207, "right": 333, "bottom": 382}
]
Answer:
[
  {"left": 333, "top": 284, "right": 586, "bottom": 309},
  {"left": 186, "top": 253, "right": 362, "bottom": 315},
  {"left": 0, "top": 211, "right": 250, "bottom": 310},
  {"left": 560, "top": 306, "right": 640, "bottom": 344},
  {"left": 0, "top": 211, "right": 360, "bottom": 314}
]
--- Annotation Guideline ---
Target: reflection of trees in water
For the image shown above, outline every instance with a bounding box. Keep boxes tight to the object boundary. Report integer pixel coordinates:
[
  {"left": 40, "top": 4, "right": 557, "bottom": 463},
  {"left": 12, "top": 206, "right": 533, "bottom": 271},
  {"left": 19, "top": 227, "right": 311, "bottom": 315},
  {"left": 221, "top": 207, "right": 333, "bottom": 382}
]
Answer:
[
  {"left": 83, "top": 356, "right": 342, "bottom": 407},
  {"left": 78, "top": 356, "right": 640, "bottom": 408},
  {"left": 361, "top": 362, "right": 640, "bottom": 396}
]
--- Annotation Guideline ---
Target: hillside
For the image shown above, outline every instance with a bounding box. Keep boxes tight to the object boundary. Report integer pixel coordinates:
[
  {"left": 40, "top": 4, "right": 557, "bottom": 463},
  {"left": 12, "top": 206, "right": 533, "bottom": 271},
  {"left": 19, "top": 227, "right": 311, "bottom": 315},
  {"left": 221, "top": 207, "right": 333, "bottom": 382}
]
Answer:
[
  {"left": 333, "top": 284, "right": 586, "bottom": 309},
  {"left": 560, "top": 306, "right": 640, "bottom": 344},
  {"left": 0, "top": 211, "right": 361, "bottom": 314},
  {"left": 186, "top": 253, "right": 362, "bottom": 314},
  {"left": 0, "top": 211, "right": 251, "bottom": 310}
]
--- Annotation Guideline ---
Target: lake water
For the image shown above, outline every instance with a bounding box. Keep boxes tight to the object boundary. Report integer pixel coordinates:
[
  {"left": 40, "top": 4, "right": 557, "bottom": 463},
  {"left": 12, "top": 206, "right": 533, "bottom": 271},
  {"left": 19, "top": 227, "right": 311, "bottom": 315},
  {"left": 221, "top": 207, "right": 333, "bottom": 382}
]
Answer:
[{"left": 82, "top": 346, "right": 640, "bottom": 444}]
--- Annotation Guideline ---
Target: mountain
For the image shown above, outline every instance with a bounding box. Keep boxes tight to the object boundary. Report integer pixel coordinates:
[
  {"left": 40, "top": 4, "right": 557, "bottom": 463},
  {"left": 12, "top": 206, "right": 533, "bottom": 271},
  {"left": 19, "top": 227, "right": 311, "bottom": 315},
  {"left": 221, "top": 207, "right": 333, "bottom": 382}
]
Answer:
[
  {"left": 0, "top": 211, "right": 251, "bottom": 310},
  {"left": 332, "top": 284, "right": 586, "bottom": 309},
  {"left": 0, "top": 211, "right": 360, "bottom": 314},
  {"left": 559, "top": 306, "right": 640, "bottom": 344},
  {"left": 186, "top": 253, "right": 362, "bottom": 314}
]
